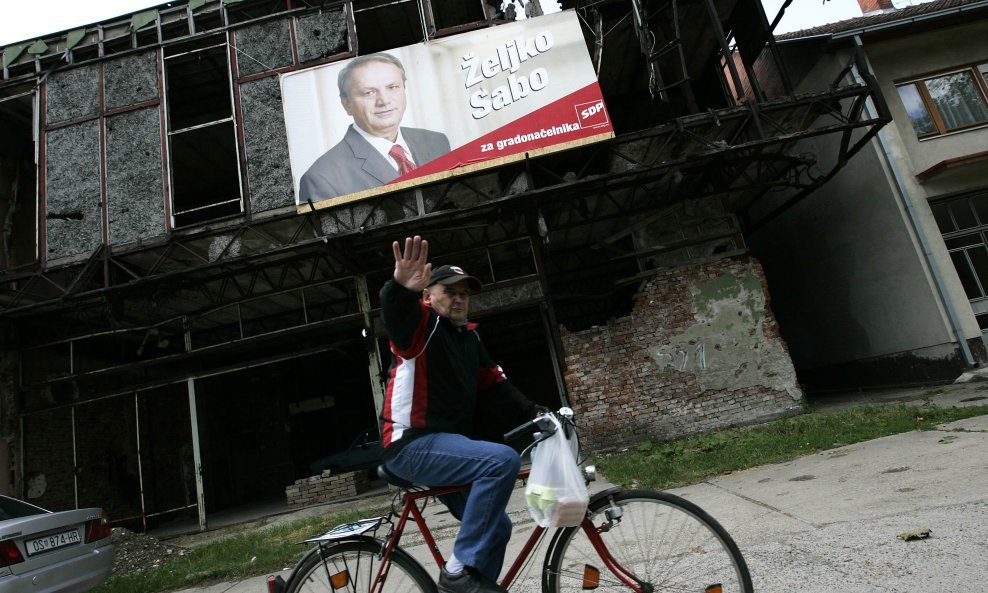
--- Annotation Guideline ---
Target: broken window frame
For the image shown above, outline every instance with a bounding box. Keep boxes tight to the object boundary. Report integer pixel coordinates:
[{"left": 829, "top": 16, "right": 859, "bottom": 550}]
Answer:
[
  {"left": 895, "top": 62, "right": 988, "bottom": 139},
  {"left": 163, "top": 39, "right": 245, "bottom": 229},
  {"left": 422, "top": 0, "right": 493, "bottom": 37},
  {"left": 0, "top": 85, "right": 40, "bottom": 270},
  {"left": 348, "top": 0, "right": 496, "bottom": 54}
]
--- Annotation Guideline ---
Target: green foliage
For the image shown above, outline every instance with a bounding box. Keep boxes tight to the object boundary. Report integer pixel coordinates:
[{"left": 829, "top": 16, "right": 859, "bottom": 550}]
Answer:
[
  {"left": 91, "top": 507, "right": 385, "bottom": 593},
  {"left": 596, "top": 403, "right": 988, "bottom": 491}
]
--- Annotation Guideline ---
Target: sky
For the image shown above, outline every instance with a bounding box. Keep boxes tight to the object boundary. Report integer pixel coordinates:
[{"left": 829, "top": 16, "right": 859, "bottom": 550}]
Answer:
[{"left": 0, "top": 0, "right": 878, "bottom": 48}]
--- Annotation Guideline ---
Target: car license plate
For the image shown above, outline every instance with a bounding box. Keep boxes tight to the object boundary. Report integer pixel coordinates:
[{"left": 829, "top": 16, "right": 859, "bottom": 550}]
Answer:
[{"left": 26, "top": 529, "right": 81, "bottom": 556}]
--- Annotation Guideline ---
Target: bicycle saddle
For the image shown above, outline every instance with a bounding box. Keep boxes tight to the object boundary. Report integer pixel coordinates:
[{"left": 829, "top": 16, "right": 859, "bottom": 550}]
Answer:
[{"left": 377, "top": 464, "right": 415, "bottom": 488}]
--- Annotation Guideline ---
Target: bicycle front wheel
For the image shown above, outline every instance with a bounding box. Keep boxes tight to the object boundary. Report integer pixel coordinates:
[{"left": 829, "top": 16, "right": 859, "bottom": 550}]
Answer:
[
  {"left": 543, "top": 490, "right": 752, "bottom": 593},
  {"left": 286, "top": 538, "right": 437, "bottom": 593}
]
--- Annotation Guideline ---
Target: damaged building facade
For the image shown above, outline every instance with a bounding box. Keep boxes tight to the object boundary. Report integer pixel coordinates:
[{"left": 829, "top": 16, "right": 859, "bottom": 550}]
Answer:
[{"left": 0, "top": 0, "right": 885, "bottom": 531}]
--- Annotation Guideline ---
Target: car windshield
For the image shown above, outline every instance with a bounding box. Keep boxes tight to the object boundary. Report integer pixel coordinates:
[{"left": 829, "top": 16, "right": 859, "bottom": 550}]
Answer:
[{"left": 0, "top": 496, "right": 48, "bottom": 520}]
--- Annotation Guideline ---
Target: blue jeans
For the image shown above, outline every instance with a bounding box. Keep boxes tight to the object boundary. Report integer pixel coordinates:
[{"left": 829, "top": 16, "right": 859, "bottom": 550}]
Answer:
[{"left": 384, "top": 433, "right": 520, "bottom": 581}]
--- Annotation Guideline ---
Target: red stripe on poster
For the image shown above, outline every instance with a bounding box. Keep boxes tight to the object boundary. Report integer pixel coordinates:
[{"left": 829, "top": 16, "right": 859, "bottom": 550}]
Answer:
[{"left": 395, "top": 82, "right": 612, "bottom": 181}]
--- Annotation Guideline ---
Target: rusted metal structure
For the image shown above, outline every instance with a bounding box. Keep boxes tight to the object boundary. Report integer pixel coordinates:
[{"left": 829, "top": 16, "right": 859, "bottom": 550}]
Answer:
[{"left": 0, "top": 0, "right": 888, "bottom": 531}]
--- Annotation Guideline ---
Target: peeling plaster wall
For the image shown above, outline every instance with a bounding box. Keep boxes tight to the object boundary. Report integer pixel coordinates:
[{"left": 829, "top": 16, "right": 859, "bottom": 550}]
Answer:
[
  {"left": 106, "top": 108, "right": 165, "bottom": 245},
  {"left": 296, "top": 10, "right": 348, "bottom": 63},
  {"left": 235, "top": 19, "right": 293, "bottom": 78},
  {"left": 104, "top": 51, "right": 158, "bottom": 110},
  {"left": 651, "top": 270, "right": 797, "bottom": 394},
  {"left": 562, "top": 256, "right": 803, "bottom": 451},
  {"left": 240, "top": 76, "right": 294, "bottom": 212},
  {"left": 45, "top": 121, "right": 102, "bottom": 260}
]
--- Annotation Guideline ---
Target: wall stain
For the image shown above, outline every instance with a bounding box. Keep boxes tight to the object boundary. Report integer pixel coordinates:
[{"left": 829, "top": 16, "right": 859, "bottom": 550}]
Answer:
[{"left": 650, "top": 268, "right": 800, "bottom": 399}]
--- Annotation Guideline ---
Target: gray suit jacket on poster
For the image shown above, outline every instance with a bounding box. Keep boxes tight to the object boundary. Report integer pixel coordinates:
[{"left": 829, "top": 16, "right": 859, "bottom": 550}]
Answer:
[{"left": 298, "top": 125, "right": 451, "bottom": 202}]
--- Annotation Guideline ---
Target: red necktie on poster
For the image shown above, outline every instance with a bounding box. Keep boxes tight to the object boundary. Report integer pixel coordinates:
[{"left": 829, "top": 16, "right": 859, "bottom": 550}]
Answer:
[{"left": 389, "top": 145, "right": 417, "bottom": 175}]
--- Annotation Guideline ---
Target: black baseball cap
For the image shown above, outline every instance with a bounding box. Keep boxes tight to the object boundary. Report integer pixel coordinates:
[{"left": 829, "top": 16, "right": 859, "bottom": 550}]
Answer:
[{"left": 428, "top": 265, "right": 482, "bottom": 291}]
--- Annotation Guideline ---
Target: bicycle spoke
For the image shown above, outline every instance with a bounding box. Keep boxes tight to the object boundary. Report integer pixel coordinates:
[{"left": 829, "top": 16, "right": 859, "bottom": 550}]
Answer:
[
  {"left": 287, "top": 540, "right": 435, "bottom": 593},
  {"left": 545, "top": 491, "right": 751, "bottom": 593}
]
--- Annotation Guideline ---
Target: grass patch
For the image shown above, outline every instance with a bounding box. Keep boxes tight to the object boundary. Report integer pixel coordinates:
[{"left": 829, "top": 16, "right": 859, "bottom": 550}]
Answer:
[
  {"left": 93, "top": 401, "right": 987, "bottom": 592},
  {"left": 594, "top": 403, "right": 988, "bottom": 490},
  {"left": 92, "top": 506, "right": 386, "bottom": 593}
]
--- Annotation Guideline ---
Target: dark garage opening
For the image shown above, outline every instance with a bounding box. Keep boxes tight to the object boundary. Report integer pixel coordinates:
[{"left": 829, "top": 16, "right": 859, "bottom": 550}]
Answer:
[{"left": 194, "top": 347, "right": 376, "bottom": 514}]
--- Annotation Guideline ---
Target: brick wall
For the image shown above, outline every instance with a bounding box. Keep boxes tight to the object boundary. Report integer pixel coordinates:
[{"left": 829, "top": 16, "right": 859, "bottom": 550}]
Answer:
[
  {"left": 286, "top": 470, "right": 372, "bottom": 509},
  {"left": 0, "top": 351, "right": 18, "bottom": 495},
  {"left": 22, "top": 408, "right": 75, "bottom": 509},
  {"left": 562, "top": 256, "right": 804, "bottom": 451}
]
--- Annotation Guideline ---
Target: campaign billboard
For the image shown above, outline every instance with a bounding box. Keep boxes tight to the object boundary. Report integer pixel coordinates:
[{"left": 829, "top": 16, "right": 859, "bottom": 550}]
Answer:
[{"left": 281, "top": 10, "right": 613, "bottom": 211}]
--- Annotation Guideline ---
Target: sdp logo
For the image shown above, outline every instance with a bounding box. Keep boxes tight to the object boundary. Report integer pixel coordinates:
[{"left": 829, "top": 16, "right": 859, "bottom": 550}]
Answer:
[{"left": 575, "top": 100, "right": 608, "bottom": 128}]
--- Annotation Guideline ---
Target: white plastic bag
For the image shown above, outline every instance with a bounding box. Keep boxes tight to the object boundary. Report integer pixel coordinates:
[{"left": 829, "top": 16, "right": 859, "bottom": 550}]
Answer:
[{"left": 524, "top": 414, "right": 589, "bottom": 527}]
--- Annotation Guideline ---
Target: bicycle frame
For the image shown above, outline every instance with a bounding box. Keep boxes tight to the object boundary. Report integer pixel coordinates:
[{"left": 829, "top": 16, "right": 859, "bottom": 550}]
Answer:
[{"left": 357, "top": 471, "right": 647, "bottom": 593}]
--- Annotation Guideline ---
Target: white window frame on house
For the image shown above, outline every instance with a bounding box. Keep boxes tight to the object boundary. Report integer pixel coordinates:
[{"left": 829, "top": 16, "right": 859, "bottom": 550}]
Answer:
[
  {"left": 896, "top": 61, "right": 988, "bottom": 139},
  {"left": 933, "top": 192, "right": 988, "bottom": 334}
]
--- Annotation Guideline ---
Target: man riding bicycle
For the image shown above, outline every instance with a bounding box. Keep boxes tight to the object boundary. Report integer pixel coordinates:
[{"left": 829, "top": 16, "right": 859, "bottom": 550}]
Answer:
[{"left": 380, "top": 235, "right": 538, "bottom": 593}]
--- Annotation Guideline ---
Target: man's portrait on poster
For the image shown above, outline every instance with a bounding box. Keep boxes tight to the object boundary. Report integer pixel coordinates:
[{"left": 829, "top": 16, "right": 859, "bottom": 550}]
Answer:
[{"left": 298, "top": 53, "right": 451, "bottom": 202}]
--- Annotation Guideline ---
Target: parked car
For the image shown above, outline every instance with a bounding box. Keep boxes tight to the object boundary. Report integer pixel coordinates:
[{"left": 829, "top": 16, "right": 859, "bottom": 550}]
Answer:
[
  {"left": 309, "top": 429, "right": 383, "bottom": 475},
  {"left": 0, "top": 495, "right": 114, "bottom": 593}
]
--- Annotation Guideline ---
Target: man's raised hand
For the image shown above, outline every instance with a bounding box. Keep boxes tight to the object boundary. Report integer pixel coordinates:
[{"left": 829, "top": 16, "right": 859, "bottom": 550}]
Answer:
[{"left": 393, "top": 236, "right": 431, "bottom": 292}]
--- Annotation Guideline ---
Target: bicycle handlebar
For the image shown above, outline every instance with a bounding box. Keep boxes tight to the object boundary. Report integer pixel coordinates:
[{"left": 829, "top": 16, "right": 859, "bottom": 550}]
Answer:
[{"left": 503, "top": 407, "right": 573, "bottom": 444}]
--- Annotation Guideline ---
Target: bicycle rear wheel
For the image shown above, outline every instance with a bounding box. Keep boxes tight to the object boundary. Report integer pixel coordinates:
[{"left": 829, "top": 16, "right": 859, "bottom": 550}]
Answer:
[
  {"left": 286, "top": 538, "right": 437, "bottom": 593},
  {"left": 543, "top": 490, "right": 752, "bottom": 593}
]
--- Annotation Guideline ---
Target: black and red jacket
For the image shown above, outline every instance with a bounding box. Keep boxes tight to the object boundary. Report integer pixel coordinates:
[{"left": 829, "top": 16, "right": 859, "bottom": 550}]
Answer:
[{"left": 379, "top": 279, "right": 535, "bottom": 458}]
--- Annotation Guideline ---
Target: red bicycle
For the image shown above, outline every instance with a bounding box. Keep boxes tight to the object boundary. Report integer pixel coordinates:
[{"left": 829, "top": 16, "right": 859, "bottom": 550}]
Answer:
[{"left": 278, "top": 410, "right": 752, "bottom": 593}]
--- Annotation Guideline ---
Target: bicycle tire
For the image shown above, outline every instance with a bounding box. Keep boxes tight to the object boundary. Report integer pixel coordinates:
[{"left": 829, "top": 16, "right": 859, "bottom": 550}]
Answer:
[
  {"left": 286, "top": 537, "right": 437, "bottom": 593},
  {"left": 543, "top": 489, "right": 752, "bottom": 593}
]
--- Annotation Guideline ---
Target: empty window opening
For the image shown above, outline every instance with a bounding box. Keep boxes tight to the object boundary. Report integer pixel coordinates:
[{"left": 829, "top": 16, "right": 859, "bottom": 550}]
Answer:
[
  {"left": 354, "top": 0, "right": 425, "bottom": 54},
  {"left": 160, "top": 8, "right": 192, "bottom": 42},
  {"left": 68, "top": 33, "right": 100, "bottom": 63},
  {"left": 226, "top": 0, "right": 290, "bottom": 25},
  {"left": 0, "top": 87, "right": 38, "bottom": 270},
  {"left": 135, "top": 18, "right": 161, "bottom": 48},
  {"left": 101, "top": 21, "right": 136, "bottom": 56},
  {"left": 164, "top": 41, "right": 243, "bottom": 228},
  {"left": 427, "top": 0, "right": 489, "bottom": 35},
  {"left": 192, "top": 4, "right": 227, "bottom": 35}
]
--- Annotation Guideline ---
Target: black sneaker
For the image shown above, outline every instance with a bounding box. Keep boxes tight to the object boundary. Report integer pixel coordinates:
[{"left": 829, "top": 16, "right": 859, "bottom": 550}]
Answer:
[{"left": 438, "top": 566, "right": 507, "bottom": 593}]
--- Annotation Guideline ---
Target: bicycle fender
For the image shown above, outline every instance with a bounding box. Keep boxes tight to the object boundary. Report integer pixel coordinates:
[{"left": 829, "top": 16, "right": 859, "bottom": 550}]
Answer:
[
  {"left": 282, "top": 535, "right": 395, "bottom": 591},
  {"left": 588, "top": 486, "right": 622, "bottom": 505},
  {"left": 541, "top": 487, "right": 622, "bottom": 565}
]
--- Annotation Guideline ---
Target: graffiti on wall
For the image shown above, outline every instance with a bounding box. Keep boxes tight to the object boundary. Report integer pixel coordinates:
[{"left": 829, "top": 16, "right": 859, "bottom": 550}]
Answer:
[{"left": 654, "top": 343, "right": 707, "bottom": 371}]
